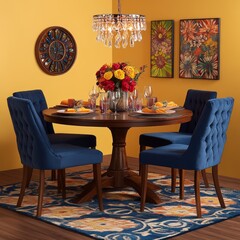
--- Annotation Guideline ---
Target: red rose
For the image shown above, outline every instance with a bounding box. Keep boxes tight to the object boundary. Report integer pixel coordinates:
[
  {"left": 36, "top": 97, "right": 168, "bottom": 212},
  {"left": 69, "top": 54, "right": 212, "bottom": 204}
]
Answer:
[
  {"left": 100, "top": 64, "right": 108, "bottom": 73},
  {"left": 112, "top": 63, "right": 121, "bottom": 70},
  {"left": 124, "top": 76, "right": 131, "bottom": 82},
  {"left": 128, "top": 80, "right": 136, "bottom": 92},
  {"left": 101, "top": 80, "right": 115, "bottom": 91},
  {"left": 129, "top": 80, "right": 136, "bottom": 87},
  {"left": 96, "top": 70, "right": 101, "bottom": 78},
  {"left": 120, "top": 62, "right": 128, "bottom": 69},
  {"left": 121, "top": 79, "right": 130, "bottom": 91}
]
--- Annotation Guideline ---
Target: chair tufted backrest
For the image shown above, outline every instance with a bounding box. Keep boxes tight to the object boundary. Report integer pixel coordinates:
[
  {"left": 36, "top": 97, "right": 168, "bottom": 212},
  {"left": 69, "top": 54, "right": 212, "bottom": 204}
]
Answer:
[
  {"left": 7, "top": 97, "right": 59, "bottom": 169},
  {"left": 184, "top": 97, "right": 234, "bottom": 170},
  {"left": 179, "top": 89, "right": 217, "bottom": 134},
  {"left": 13, "top": 90, "right": 54, "bottom": 134}
]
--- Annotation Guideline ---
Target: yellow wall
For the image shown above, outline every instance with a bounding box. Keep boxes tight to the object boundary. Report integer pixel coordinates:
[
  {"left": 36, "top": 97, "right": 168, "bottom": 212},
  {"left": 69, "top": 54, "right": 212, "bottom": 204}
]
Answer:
[
  {"left": 0, "top": 0, "right": 112, "bottom": 170},
  {"left": 113, "top": 0, "right": 240, "bottom": 179},
  {"left": 0, "top": 0, "right": 239, "bottom": 179}
]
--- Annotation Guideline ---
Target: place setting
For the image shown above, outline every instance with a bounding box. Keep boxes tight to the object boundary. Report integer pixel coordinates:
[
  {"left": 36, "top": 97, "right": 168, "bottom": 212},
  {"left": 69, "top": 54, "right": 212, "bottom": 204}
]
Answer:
[
  {"left": 52, "top": 85, "right": 102, "bottom": 116},
  {"left": 129, "top": 85, "right": 181, "bottom": 118}
]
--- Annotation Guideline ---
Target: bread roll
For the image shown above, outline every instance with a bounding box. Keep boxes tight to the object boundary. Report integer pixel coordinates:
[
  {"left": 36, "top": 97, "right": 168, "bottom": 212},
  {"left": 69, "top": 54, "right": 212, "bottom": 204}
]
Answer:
[{"left": 61, "top": 99, "right": 68, "bottom": 105}]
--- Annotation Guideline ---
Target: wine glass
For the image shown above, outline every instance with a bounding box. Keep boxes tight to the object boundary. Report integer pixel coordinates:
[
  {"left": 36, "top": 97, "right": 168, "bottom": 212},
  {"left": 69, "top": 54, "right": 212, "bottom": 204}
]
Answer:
[
  {"left": 132, "top": 89, "right": 138, "bottom": 111},
  {"left": 144, "top": 85, "right": 152, "bottom": 107},
  {"left": 129, "top": 89, "right": 138, "bottom": 111},
  {"left": 111, "top": 89, "right": 121, "bottom": 116},
  {"left": 89, "top": 85, "right": 100, "bottom": 110},
  {"left": 99, "top": 92, "right": 109, "bottom": 114}
]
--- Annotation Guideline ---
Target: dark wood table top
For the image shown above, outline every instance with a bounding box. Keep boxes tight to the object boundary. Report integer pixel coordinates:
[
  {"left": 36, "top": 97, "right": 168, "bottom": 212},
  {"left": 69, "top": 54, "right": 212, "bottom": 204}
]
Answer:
[{"left": 43, "top": 107, "right": 193, "bottom": 128}]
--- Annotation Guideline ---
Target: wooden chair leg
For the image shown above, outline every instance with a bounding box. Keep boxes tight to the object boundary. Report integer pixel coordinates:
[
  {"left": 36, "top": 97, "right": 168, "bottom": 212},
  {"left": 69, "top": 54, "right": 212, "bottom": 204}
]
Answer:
[
  {"left": 139, "top": 145, "right": 146, "bottom": 175},
  {"left": 194, "top": 170, "right": 202, "bottom": 218},
  {"left": 56, "top": 169, "right": 66, "bottom": 198},
  {"left": 17, "top": 165, "right": 32, "bottom": 207},
  {"left": 171, "top": 168, "right": 177, "bottom": 193},
  {"left": 179, "top": 169, "right": 185, "bottom": 199},
  {"left": 140, "top": 164, "right": 148, "bottom": 212},
  {"left": 57, "top": 170, "right": 62, "bottom": 193},
  {"left": 61, "top": 169, "right": 66, "bottom": 199},
  {"left": 26, "top": 167, "right": 33, "bottom": 187},
  {"left": 201, "top": 169, "right": 209, "bottom": 188},
  {"left": 212, "top": 165, "right": 226, "bottom": 208},
  {"left": 93, "top": 163, "right": 103, "bottom": 211},
  {"left": 51, "top": 170, "right": 56, "bottom": 181},
  {"left": 37, "top": 170, "right": 45, "bottom": 217}
]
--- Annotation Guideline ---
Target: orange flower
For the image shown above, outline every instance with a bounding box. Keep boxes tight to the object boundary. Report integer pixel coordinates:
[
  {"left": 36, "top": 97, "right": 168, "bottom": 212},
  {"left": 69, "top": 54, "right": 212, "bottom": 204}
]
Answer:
[
  {"left": 103, "top": 71, "right": 113, "bottom": 80},
  {"left": 123, "top": 66, "right": 135, "bottom": 78}
]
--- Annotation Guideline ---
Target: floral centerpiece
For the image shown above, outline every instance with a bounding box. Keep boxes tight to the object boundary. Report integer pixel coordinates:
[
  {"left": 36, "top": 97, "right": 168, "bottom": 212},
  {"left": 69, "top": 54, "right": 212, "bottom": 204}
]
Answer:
[{"left": 95, "top": 62, "right": 146, "bottom": 92}]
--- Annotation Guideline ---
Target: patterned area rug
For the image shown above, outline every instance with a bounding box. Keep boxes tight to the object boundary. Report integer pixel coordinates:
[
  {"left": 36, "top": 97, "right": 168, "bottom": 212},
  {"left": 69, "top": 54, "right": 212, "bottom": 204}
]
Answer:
[{"left": 0, "top": 170, "right": 240, "bottom": 240}]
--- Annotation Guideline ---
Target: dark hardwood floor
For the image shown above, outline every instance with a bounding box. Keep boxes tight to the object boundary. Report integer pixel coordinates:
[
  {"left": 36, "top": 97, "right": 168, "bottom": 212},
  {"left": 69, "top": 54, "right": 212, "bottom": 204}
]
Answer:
[{"left": 0, "top": 156, "right": 239, "bottom": 240}]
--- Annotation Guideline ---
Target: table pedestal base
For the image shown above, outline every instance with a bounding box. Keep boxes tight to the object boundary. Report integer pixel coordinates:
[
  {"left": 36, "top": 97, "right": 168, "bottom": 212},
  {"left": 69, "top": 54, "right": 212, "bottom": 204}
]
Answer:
[
  {"left": 73, "top": 169, "right": 161, "bottom": 204},
  {"left": 73, "top": 127, "right": 161, "bottom": 204}
]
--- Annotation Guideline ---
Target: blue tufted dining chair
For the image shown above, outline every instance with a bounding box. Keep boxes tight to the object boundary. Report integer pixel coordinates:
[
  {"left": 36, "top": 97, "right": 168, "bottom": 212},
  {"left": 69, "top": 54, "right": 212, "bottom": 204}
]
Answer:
[
  {"left": 7, "top": 96, "right": 103, "bottom": 217},
  {"left": 139, "top": 89, "right": 217, "bottom": 192},
  {"left": 140, "top": 97, "right": 234, "bottom": 218},
  {"left": 13, "top": 89, "right": 96, "bottom": 181}
]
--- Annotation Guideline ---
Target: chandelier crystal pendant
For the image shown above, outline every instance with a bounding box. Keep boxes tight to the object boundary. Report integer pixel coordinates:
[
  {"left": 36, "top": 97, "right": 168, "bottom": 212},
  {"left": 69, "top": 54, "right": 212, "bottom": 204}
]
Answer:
[{"left": 92, "top": 0, "right": 146, "bottom": 48}]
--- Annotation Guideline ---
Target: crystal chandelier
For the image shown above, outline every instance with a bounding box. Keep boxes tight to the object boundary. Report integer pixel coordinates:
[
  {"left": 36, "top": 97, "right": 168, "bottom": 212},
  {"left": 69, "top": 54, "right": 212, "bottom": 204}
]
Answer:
[{"left": 92, "top": 0, "right": 146, "bottom": 48}]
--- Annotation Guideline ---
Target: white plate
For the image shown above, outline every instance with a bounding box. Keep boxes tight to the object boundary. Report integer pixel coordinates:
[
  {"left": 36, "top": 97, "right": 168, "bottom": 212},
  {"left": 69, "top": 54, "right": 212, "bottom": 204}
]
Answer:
[
  {"left": 56, "top": 109, "right": 93, "bottom": 115},
  {"left": 136, "top": 109, "right": 176, "bottom": 115}
]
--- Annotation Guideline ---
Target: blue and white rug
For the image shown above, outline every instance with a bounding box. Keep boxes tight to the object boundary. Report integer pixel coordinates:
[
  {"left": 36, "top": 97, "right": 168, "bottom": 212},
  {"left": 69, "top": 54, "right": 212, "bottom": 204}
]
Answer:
[{"left": 0, "top": 170, "right": 239, "bottom": 239}]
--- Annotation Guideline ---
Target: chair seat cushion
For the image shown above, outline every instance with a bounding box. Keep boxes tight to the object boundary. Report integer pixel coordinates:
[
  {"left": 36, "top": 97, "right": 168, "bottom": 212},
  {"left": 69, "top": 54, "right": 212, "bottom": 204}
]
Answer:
[
  {"left": 48, "top": 133, "right": 96, "bottom": 148},
  {"left": 140, "top": 132, "right": 192, "bottom": 147},
  {"left": 140, "top": 144, "right": 189, "bottom": 169},
  {"left": 50, "top": 144, "right": 102, "bottom": 170}
]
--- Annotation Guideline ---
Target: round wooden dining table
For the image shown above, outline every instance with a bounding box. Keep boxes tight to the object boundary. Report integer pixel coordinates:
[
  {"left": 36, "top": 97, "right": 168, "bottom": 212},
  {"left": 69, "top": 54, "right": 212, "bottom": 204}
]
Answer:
[{"left": 43, "top": 107, "right": 192, "bottom": 204}]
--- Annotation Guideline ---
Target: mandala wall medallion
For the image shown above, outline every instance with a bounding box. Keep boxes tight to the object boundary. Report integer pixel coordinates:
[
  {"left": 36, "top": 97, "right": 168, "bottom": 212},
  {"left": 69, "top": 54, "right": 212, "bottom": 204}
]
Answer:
[{"left": 35, "top": 26, "right": 77, "bottom": 75}]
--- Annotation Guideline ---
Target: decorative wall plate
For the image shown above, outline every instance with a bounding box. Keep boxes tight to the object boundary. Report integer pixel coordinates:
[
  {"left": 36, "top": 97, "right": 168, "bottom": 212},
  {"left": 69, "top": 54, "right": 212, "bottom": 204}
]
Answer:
[{"left": 35, "top": 26, "right": 77, "bottom": 75}]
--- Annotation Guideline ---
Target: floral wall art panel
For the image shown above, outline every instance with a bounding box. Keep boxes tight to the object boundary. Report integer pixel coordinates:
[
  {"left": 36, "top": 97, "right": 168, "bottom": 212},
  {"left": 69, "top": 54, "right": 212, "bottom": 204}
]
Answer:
[
  {"left": 179, "top": 18, "right": 220, "bottom": 80},
  {"left": 151, "top": 20, "right": 174, "bottom": 78}
]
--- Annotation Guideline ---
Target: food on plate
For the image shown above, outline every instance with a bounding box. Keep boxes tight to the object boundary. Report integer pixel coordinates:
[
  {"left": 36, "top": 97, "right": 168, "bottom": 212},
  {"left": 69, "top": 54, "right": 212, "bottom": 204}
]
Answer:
[
  {"left": 142, "top": 107, "right": 167, "bottom": 114},
  {"left": 167, "top": 101, "right": 178, "bottom": 107},
  {"left": 155, "top": 101, "right": 164, "bottom": 107},
  {"left": 155, "top": 108, "right": 167, "bottom": 113},
  {"left": 65, "top": 108, "right": 76, "bottom": 112},
  {"left": 61, "top": 99, "right": 69, "bottom": 105},
  {"left": 60, "top": 99, "right": 75, "bottom": 107},
  {"left": 141, "top": 100, "right": 178, "bottom": 114},
  {"left": 142, "top": 107, "right": 155, "bottom": 113},
  {"left": 65, "top": 107, "right": 91, "bottom": 113},
  {"left": 153, "top": 100, "right": 178, "bottom": 109},
  {"left": 82, "top": 100, "right": 90, "bottom": 107},
  {"left": 77, "top": 107, "right": 91, "bottom": 112}
]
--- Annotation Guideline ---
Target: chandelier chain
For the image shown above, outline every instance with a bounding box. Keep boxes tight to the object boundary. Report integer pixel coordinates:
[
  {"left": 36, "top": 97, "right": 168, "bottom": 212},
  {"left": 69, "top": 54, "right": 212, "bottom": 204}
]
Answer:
[{"left": 118, "top": 0, "right": 121, "bottom": 14}]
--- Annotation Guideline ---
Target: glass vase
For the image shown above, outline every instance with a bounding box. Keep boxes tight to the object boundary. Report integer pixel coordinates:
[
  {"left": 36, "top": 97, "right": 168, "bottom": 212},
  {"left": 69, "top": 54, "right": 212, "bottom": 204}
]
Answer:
[{"left": 109, "top": 90, "right": 129, "bottom": 112}]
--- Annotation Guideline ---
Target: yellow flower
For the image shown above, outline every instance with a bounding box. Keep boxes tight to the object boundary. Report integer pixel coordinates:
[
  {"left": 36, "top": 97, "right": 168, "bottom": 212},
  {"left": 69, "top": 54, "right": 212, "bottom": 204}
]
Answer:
[
  {"left": 103, "top": 71, "right": 113, "bottom": 80},
  {"left": 114, "top": 69, "right": 125, "bottom": 80},
  {"left": 123, "top": 66, "right": 135, "bottom": 79}
]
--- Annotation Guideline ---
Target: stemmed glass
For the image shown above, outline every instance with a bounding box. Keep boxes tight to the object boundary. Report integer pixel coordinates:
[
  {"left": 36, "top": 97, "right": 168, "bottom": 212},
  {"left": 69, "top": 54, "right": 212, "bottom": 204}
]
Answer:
[
  {"left": 111, "top": 89, "right": 121, "bottom": 116},
  {"left": 99, "top": 92, "right": 110, "bottom": 114},
  {"left": 89, "top": 85, "right": 100, "bottom": 111},
  {"left": 129, "top": 89, "right": 138, "bottom": 111},
  {"left": 144, "top": 85, "right": 152, "bottom": 107}
]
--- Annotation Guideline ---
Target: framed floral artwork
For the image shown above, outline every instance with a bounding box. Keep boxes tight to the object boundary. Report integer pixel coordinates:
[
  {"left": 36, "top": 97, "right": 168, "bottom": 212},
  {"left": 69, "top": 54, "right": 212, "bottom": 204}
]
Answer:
[
  {"left": 179, "top": 18, "right": 220, "bottom": 80},
  {"left": 151, "top": 20, "right": 174, "bottom": 78}
]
